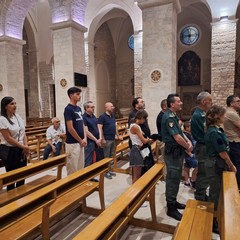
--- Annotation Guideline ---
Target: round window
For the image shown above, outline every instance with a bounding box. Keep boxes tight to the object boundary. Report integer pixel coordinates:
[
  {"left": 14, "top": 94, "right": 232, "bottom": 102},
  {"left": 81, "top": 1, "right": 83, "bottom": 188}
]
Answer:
[{"left": 180, "top": 26, "right": 199, "bottom": 46}]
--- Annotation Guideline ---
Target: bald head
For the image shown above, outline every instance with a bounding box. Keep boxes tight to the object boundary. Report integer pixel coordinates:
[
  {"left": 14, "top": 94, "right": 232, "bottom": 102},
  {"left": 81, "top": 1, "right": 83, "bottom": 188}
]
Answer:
[{"left": 105, "top": 102, "right": 115, "bottom": 114}]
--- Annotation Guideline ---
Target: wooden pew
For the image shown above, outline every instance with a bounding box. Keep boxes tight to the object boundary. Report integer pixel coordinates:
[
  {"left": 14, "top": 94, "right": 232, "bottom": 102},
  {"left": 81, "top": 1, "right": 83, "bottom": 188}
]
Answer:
[
  {"left": 0, "top": 158, "right": 113, "bottom": 239},
  {"left": 26, "top": 117, "right": 51, "bottom": 127},
  {"left": 27, "top": 132, "right": 66, "bottom": 162},
  {"left": 113, "top": 133, "right": 130, "bottom": 174},
  {"left": 217, "top": 171, "right": 240, "bottom": 240},
  {"left": 0, "top": 153, "right": 68, "bottom": 207},
  {"left": 73, "top": 163, "right": 176, "bottom": 240},
  {"left": 172, "top": 199, "right": 214, "bottom": 240}
]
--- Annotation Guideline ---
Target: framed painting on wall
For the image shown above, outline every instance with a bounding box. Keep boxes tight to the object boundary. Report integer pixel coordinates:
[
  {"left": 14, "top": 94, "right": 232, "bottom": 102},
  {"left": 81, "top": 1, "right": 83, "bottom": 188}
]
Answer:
[{"left": 178, "top": 51, "right": 201, "bottom": 86}]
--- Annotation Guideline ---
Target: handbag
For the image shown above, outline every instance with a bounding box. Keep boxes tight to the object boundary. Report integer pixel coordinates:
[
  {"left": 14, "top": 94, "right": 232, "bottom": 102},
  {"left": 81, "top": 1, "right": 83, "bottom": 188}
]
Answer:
[{"left": 140, "top": 147, "right": 150, "bottom": 159}]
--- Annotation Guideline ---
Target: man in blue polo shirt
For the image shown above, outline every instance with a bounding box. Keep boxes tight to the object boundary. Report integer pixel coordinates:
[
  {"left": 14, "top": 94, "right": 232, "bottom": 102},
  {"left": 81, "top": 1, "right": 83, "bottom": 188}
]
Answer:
[
  {"left": 83, "top": 101, "right": 103, "bottom": 167},
  {"left": 64, "top": 87, "right": 87, "bottom": 175},
  {"left": 98, "top": 102, "right": 122, "bottom": 179}
]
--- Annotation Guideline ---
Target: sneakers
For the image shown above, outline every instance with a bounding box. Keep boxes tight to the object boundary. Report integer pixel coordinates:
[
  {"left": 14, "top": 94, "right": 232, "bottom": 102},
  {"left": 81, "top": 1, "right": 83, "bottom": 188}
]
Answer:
[
  {"left": 105, "top": 171, "right": 116, "bottom": 179},
  {"left": 109, "top": 171, "right": 116, "bottom": 176},
  {"left": 105, "top": 172, "right": 112, "bottom": 179}
]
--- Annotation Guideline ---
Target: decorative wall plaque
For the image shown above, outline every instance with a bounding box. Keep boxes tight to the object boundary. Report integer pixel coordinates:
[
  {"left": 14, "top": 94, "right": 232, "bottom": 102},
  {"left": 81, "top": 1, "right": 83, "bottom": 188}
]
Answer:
[
  {"left": 151, "top": 70, "right": 161, "bottom": 83},
  {"left": 60, "top": 78, "right": 67, "bottom": 88}
]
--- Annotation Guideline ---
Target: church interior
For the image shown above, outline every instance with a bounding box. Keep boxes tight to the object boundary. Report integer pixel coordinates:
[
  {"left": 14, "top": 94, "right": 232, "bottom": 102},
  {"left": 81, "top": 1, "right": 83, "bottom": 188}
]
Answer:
[{"left": 0, "top": 0, "right": 240, "bottom": 239}]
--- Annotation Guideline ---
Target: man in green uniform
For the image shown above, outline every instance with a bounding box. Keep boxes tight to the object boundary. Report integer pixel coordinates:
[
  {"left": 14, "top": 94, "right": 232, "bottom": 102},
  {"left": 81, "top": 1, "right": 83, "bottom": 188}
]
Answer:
[
  {"left": 161, "top": 94, "right": 193, "bottom": 221},
  {"left": 191, "top": 92, "right": 212, "bottom": 201}
]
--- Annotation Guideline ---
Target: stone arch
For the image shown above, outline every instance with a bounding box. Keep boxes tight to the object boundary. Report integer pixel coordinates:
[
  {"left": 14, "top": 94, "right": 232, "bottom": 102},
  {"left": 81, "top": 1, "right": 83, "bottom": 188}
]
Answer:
[
  {"left": 85, "top": 1, "right": 138, "bottom": 113},
  {"left": 0, "top": 0, "right": 88, "bottom": 39},
  {"left": 86, "top": 1, "right": 141, "bottom": 44}
]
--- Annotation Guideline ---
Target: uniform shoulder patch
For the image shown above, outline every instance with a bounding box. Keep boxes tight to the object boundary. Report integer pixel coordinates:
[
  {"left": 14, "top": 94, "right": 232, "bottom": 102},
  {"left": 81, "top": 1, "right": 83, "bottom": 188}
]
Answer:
[
  {"left": 169, "top": 113, "right": 175, "bottom": 117},
  {"left": 169, "top": 121, "right": 174, "bottom": 128}
]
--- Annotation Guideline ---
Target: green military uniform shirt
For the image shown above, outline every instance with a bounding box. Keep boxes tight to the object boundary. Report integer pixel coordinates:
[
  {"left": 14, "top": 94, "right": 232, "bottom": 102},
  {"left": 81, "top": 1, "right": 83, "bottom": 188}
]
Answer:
[
  {"left": 205, "top": 126, "right": 229, "bottom": 158},
  {"left": 191, "top": 107, "right": 206, "bottom": 143},
  {"left": 161, "top": 109, "right": 184, "bottom": 144}
]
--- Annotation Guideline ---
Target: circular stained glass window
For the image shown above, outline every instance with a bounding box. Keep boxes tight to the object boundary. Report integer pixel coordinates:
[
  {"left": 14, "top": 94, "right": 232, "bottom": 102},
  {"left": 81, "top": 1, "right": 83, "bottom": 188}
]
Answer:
[
  {"left": 128, "top": 35, "right": 134, "bottom": 50},
  {"left": 180, "top": 26, "right": 199, "bottom": 46}
]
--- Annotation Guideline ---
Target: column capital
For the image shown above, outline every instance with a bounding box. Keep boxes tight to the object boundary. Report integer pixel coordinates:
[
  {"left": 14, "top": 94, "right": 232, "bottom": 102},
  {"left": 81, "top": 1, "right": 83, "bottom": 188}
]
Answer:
[
  {"left": 0, "top": 36, "right": 26, "bottom": 45},
  {"left": 137, "top": 0, "right": 181, "bottom": 13},
  {"left": 50, "top": 20, "right": 88, "bottom": 33},
  {"left": 211, "top": 18, "right": 238, "bottom": 26}
]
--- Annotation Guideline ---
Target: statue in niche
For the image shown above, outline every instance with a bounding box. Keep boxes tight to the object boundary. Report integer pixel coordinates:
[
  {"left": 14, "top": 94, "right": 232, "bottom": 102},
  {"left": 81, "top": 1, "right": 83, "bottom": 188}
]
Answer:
[{"left": 178, "top": 51, "right": 201, "bottom": 86}]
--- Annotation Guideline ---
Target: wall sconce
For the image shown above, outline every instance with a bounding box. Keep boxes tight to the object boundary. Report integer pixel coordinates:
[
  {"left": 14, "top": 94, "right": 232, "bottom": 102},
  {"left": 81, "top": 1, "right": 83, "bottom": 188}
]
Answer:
[{"left": 220, "top": 16, "right": 229, "bottom": 22}]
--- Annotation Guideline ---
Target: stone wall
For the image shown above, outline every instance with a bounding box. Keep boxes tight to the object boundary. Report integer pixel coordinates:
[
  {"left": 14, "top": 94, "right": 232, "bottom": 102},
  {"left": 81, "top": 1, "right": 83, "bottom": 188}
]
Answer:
[
  {"left": 211, "top": 20, "right": 237, "bottom": 106},
  {"left": 94, "top": 23, "right": 116, "bottom": 116}
]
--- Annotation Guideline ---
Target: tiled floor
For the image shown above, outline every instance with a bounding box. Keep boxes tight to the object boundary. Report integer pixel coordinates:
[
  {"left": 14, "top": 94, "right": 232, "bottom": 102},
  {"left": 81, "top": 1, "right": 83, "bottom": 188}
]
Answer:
[{"left": 0, "top": 164, "right": 220, "bottom": 240}]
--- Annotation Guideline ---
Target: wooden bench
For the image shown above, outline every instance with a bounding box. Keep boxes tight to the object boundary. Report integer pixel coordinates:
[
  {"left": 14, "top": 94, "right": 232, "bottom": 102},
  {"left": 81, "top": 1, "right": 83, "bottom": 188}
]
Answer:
[
  {"left": 217, "top": 171, "right": 240, "bottom": 240},
  {"left": 73, "top": 163, "right": 176, "bottom": 240},
  {"left": 0, "top": 158, "right": 113, "bottom": 239},
  {"left": 0, "top": 153, "right": 68, "bottom": 207},
  {"left": 26, "top": 117, "right": 51, "bottom": 127},
  {"left": 113, "top": 133, "right": 130, "bottom": 174},
  {"left": 173, "top": 199, "right": 214, "bottom": 240},
  {"left": 27, "top": 132, "right": 66, "bottom": 162}
]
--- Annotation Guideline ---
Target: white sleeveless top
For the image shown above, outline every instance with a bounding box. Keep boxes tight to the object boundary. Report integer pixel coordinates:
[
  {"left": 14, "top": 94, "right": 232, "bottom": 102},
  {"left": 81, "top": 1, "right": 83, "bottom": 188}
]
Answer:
[{"left": 129, "top": 123, "right": 142, "bottom": 146}]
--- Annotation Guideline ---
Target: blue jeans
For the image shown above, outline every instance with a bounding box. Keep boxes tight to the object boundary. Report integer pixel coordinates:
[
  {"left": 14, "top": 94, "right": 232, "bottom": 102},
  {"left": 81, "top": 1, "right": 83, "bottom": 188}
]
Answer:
[
  {"left": 43, "top": 142, "right": 62, "bottom": 160},
  {"left": 84, "top": 141, "right": 95, "bottom": 167}
]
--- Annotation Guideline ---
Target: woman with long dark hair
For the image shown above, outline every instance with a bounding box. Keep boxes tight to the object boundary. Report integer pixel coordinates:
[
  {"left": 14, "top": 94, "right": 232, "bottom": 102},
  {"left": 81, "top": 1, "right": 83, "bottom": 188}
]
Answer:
[{"left": 0, "top": 96, "right": 29, "bottom": 190}]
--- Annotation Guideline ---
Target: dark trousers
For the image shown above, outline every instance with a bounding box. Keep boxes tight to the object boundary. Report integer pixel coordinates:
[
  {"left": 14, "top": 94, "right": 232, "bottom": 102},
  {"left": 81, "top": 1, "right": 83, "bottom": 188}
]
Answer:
[
  {"left": 43, "top": 142, "right": 62, "bottom": 160},
  {"left": 84, "top": 141, "right": 95, "bottom": 167},
  {"left": 3, "top": 146, "right": 27, "bottom": 191},
  {"left": 194, "top": 143, "right": 211, "bottom": 201},
  {"left": 164, "top": 151, "right": 184, "bottom": 204},
  {"left": 229, "top": 142, "right": 240, "bottom": 189}
]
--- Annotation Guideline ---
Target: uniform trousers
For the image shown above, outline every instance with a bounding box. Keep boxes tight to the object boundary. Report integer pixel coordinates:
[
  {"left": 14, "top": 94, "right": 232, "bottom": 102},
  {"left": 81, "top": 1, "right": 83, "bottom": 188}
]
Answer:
[
  {"left": 194, "top": 143, "right": 211, "bottom": 200},
  {"left": 164, "top": 151, "right": 184, "bottom": 204}
]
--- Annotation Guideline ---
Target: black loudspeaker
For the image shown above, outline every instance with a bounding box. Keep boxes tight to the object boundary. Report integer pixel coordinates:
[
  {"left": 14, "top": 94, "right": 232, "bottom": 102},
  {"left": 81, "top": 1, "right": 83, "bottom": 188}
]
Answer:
[{"left": 74, "top": 72, "right": 87, "bottom": 87}]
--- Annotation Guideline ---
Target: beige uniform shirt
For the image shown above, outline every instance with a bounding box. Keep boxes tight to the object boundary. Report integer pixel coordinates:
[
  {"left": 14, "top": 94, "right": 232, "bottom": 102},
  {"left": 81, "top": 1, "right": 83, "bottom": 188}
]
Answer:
[{"left": 224, "top": 107, "right": 240, "bottom": 142}]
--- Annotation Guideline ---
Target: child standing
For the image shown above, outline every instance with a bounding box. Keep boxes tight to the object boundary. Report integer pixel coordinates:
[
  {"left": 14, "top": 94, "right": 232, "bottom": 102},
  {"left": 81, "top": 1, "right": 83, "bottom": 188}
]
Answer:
[{"left": 183, "top": 121, "right": 198, "bottom": 188}]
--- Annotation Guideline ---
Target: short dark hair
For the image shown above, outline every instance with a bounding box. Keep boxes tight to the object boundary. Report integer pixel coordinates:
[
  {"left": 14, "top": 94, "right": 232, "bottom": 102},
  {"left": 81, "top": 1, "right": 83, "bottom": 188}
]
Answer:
[
  {"left": 67, "top": 87, "right": 81, "bottom": 97},
  {"left": 132, "top": 97, "right": 141, "bottom": 108},
  {"left": 183, "top": 121, "right": 190, "bottom": 130},
  {"left": 167, "top": 94, "right": 179, "bottom": 108},
  {"left": 160, "top": 99, "right": 167, "bottom": 109},
  {"left": 226, "top": 95, "right": 235, "bottom": 107},
  {"left": 1, "top": 96, "right": 15, "bottom": 124}
]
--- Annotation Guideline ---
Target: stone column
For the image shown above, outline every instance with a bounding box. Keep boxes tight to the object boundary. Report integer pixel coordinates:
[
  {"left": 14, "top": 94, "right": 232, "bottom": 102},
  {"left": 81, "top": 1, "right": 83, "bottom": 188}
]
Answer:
[
  {"left": 137, "top": 0, "right": 180, "bottom": 132},
  {"left": 0, "top": 36, "right": 26, "bottom": 120},
  {"left": 134, "top": 32, "right": 143, "bottom": 97},
  {"left": 50, "top": 21, "right": 87, "bottom": 120},
  {"left": 211, "top": 19, "right": 238, "bottom": 106}
]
